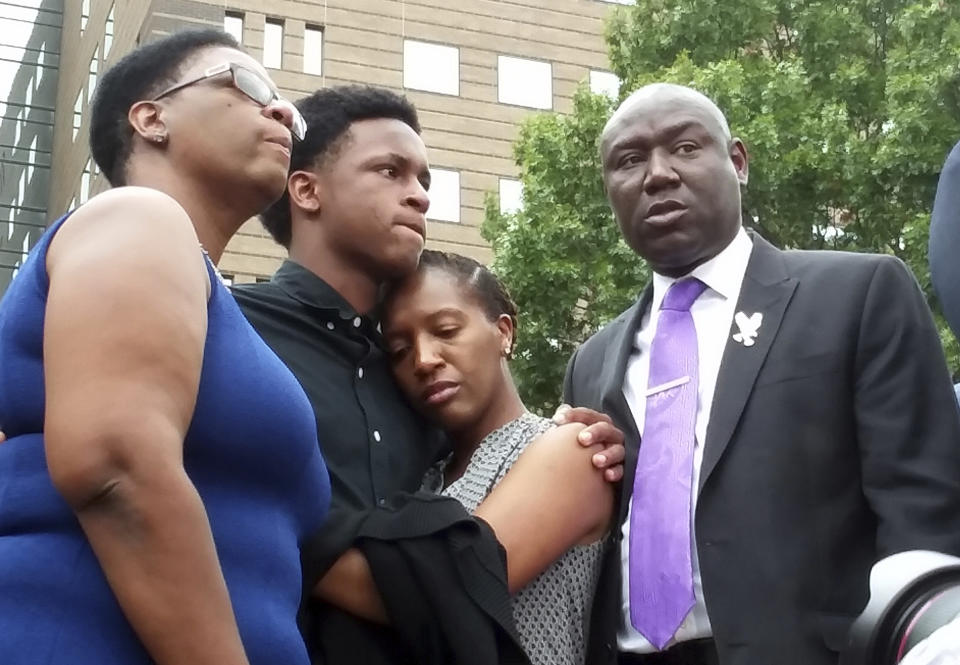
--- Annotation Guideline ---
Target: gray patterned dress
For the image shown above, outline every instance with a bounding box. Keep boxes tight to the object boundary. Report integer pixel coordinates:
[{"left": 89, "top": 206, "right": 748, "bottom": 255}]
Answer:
[{"left": 442, "top": 412, "right": 606, "bottom": 665}]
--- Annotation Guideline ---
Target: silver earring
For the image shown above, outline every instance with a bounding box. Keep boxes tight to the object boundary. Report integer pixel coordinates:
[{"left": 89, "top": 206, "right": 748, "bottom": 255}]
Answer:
[{"left": 151, "top": 133, "right": 167, "bottom": 144}]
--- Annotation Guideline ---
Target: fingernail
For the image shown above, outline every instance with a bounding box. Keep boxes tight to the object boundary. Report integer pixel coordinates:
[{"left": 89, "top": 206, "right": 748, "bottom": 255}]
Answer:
[
  {"left": 580, "top": 431, "right": 593, "bottom": 443},
  {"left": 594, "top": 454, "right": 605, "bottom": 465}
]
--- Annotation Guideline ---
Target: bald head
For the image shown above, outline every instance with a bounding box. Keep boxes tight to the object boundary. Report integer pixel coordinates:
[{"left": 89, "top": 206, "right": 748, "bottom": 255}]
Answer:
[
  {"left": 602, "top": 83, "right": 732, "bottom": 152},
  {"left": 599, "top": 82, "right": 749, "bottom": 278}
]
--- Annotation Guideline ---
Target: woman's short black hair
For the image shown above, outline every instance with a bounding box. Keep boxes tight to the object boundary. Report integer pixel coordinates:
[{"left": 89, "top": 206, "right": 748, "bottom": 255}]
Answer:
[
  {"left": 90, "top": 28, "right": 239, "bottom": 185},
  {"left": 259, "top": 85, "right": 421, "bottom": 248},
  {"left": 415, "top": 249, "right": 520, "bottom": 356}
]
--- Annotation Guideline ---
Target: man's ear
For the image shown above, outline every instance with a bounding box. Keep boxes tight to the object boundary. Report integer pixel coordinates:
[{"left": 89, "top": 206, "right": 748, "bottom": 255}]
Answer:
[
  {"left": 730, "top": 138, "right": 749, "bottom": 186},
  {"left": 288, "top": 170, "right": 321, "bottom": 214}
]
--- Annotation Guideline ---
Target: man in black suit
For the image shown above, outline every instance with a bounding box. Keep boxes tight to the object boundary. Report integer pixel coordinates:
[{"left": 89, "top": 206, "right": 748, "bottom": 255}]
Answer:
[
  {"left": 930, "top": 139, "right": 960, "bottom": 401},
  {"left": 564, "top": 83, "right": 960, "bottom": 665}
]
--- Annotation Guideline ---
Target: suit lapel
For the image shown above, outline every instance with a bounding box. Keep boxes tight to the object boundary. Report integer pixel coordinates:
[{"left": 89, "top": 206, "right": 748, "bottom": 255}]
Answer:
[
  {"left": 601, "top": 286, "right": 651, "bottom": 520},
  {"left": 699, "top": 234, "right": 798, "bottom": 492}
]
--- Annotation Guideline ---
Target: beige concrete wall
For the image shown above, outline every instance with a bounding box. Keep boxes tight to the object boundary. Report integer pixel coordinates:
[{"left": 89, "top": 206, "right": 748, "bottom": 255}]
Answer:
[{"left": 48, "top": 0, "right": 624, "bottom": 283}]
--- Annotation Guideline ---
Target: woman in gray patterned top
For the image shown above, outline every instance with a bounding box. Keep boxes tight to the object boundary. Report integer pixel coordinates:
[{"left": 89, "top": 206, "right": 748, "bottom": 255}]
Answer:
[{"left": 382, "top": 250, "right": 612, "bottom": 665}]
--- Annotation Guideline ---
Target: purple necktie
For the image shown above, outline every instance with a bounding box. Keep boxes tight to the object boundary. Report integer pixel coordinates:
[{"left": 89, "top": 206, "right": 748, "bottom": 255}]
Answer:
[{"left": 629, "top": 277, "right": 707, "bottom": 649}]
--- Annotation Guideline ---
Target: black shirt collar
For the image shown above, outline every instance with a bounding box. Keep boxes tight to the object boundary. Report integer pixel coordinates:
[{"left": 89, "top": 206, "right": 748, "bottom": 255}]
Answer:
[
  {"left": 273, "top": 260, "right": 359, "bottom": 319},
  {"left": 271, "top": 260, "right": 384, "bottom": 339}
]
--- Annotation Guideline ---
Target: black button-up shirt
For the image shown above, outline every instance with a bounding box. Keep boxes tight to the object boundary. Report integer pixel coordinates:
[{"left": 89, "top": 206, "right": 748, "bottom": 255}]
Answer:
[{"left": 232, "top": 260, "right": 445, "bottom": 567}]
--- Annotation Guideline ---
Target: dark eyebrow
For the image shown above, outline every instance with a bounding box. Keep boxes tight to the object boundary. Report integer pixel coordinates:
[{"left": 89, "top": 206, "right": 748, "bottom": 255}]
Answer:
[
  {"left": 369, "top": 152, "right": 427, "bottom": 178},
  {"left": 428, "top": 307, "right": 465, "bottom": 320},
  {"left": 382, "top": 152, "right": 409, "bottom": 167},
  {"left": 371, "top": 151, "right": 431, "bottom": 188},
  {"left": 609, "top": 119, "right": 705, "bottom": 153}
]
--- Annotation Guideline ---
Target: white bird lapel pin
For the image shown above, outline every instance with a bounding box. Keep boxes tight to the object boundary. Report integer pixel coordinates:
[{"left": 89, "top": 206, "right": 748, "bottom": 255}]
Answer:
[{"left": 732, "top": 311, "right": 763, "bottom": 347}]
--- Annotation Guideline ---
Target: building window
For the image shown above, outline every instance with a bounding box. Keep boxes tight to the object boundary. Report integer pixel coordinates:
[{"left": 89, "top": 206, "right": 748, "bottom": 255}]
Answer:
[
  {"left": 27, "top": 136, "right": 37, "bottom": 182},
  {"left": 104, "top": 5, "right": 115, "bottom": 57},
  {"left": 72, "top": 89, "right": 83, "bottom": 140},
  {"left": 303, "top": 25, "right": 323, "bottom": 75},
  {"left": 427, "top": 168, "right": 460, "bottom": 223},
  {"left": 80, "top": 0, "right": 90, "bottom": 32},
  {"left": 403, "top": 40, "right": 459, "bottom": 96},
  {"left": 87, "top": 45, "right": 99, "bottom": 100},
  {"left": 499, "top": 178, "right": 524, "bottom": 215},
  {"left": 80, "top": 160, "right": 92, "bottom": 204},
  {"left": 589, "top": 71, "right": 621, "bottom": 98},
  {"left": 224, "top": 12, "right": 244, "bottom": 44},
  {"left": 498, "top": 56, "right": 552, "bottom": 109},
  {"left": 220, "top": 273, "right": 235, "bottom": 286},
  {"left": 263, "top": 19, "right": 283, "bottom": 69}
]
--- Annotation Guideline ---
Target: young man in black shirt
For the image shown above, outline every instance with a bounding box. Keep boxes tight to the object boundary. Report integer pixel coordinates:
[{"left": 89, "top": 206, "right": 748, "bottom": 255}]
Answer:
[{"left": 231, "top": 86, "right": 624, "bottom": 662}]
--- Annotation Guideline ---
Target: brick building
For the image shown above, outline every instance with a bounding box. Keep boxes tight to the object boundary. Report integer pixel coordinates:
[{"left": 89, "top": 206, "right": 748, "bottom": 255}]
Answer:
[{"left": 1, "top": 0, "right": 629, "bottom": 290}]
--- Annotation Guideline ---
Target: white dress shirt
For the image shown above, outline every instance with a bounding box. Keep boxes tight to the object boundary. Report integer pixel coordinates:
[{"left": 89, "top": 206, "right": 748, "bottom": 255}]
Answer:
[{"left": 618, "top": 227, "right": 754, "bottom": 653}]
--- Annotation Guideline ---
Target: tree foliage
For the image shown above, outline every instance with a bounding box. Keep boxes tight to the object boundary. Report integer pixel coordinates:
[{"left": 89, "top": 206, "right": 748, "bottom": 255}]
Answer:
[{"left": 483, "top": 0, "right": 960, "bottom": 413}]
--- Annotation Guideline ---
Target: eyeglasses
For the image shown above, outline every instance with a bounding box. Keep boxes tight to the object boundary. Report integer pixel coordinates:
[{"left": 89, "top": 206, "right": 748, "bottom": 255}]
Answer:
[{"left": 151, "top": 62, "right": 306, "bottom": 141}]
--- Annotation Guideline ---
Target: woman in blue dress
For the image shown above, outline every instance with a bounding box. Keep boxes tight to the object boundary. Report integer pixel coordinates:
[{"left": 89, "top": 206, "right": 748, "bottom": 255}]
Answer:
[{"left": 0, "top": 29, "right": 330, "bottom": 665}]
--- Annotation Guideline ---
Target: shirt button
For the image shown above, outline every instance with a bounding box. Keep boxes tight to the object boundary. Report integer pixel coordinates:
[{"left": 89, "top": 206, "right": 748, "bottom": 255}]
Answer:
[
  {"left": 326, "top": 321, "right": 335, "bottom": 330},
  {"left": 358, "top": 367, "right": 364, "bottom": 379},
  {"left": 373, "top": 430, "right": 381, "bottom": 442},
  {"left": 353, "top": 316, "right": 362, "bottom": 328}
]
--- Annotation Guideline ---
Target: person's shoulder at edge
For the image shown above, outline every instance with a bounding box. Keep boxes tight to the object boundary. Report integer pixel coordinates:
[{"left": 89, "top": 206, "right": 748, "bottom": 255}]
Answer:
[
  {"left": 50, "top": 186, "right": 207, "bottom": 278},
  {"left": 68, "top": 186, "right": 193, "bottom": 230},
  {"left": 51, "top": 186, "right": 206, "bottom": 268},
  {"left": 779, "top": 244, "right": 908, "bottom": 269},
  {"left": 229, "top": 273, "right": 288, "bottom": 309},
  {"left": 570, "top": 297, "right": 642, "bottom": 372}
]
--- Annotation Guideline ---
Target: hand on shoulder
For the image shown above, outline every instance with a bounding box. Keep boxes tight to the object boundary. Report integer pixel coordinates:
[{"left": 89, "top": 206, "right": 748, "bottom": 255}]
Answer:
[{"left": 553, "top": 404, "right": 626, "bottom": 482}]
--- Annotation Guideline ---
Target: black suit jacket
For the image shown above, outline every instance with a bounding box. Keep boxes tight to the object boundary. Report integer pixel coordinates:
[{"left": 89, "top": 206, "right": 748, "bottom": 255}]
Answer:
[{"left": 563, "top": 233, "right": 960, "bottom": 665}]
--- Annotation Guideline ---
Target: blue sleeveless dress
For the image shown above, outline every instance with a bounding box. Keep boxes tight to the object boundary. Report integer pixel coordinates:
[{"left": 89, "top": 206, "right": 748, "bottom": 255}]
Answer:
[{"left": 0, "top": 212, "right": 331, "bottom": 664}]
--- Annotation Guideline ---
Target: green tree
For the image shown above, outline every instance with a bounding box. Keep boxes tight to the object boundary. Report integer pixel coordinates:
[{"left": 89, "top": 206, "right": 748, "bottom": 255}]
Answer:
[{"left": 483, "top": 0, "right": 960, "bottom": 413}]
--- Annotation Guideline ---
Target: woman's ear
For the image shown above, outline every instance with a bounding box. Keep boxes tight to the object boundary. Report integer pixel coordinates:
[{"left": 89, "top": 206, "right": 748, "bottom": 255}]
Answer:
[
  {"left": 496, "top": 313, "right": 515, "bottom": 358},
  {"left": 128, "top": 100, "right": 168, "bottom": 145}
]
